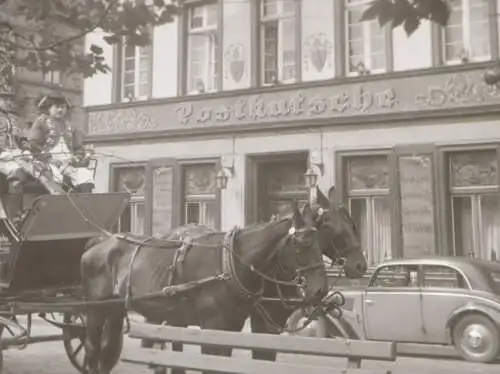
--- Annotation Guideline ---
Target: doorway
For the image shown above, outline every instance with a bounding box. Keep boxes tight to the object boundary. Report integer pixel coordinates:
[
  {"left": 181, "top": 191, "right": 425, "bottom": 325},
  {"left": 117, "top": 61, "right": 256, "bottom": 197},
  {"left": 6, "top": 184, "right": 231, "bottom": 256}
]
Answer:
[{"left": 246, "top": 152, "right": 308, "bottom": 224}]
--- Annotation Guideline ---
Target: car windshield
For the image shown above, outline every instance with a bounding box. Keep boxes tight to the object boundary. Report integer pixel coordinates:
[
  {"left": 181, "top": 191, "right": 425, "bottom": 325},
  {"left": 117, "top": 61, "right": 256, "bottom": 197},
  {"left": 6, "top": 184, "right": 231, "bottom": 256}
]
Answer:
[{"left": 485, "top": 271, "right": 500, "bottom": 295}]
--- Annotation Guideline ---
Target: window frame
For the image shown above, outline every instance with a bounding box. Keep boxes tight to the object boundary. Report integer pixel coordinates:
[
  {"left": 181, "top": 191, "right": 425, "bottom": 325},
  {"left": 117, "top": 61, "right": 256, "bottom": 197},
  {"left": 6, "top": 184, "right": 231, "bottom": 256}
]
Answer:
[
  {"left": 258, "top": 0, "right": 301, "bottom": 86},
  {"left": 441, "top": 0, "right": 494, "bottom": 65},
  {"left": 343, "top": 0, "right": 392, "bottom": 76},
  {"left": 437, "top": 143, "right": 500, "bottom": 258},
  {"left": 183, "top": 0, "right": 222, "bottom": 95},
  {"left": 42, "top": 70, "right": 62, "bottom": 86},
  {"left": 179, "top": 158, "right": 222, "bottom": 230},
  {"left": 119, "top": 40, "right": 153, "bottom": 101},
  {"left": 335, "top": 149, "right": 398, "bottom": 264},
  {"left": 109, "top": 162, "right": 147, "bottom": 235}
]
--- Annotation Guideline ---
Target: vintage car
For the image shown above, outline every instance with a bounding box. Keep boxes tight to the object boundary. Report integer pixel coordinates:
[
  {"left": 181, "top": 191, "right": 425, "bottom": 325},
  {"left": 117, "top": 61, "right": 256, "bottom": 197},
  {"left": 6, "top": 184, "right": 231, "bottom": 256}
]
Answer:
[{"left": 287, "top": 257, "right": 500, "bottom": 363}]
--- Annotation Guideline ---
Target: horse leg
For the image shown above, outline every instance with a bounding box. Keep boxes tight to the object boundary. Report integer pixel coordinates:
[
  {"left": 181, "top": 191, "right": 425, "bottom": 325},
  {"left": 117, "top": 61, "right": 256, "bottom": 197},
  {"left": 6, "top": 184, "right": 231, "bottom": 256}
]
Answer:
[
  {"left": 84, "top": 306, "right": 106, "bottom": 374},
  {"left": 100, "top": 304, "right": 126, "bottom": 374},
  {"left": 249, "top": 303, "right": 289, "bottom": 362}
]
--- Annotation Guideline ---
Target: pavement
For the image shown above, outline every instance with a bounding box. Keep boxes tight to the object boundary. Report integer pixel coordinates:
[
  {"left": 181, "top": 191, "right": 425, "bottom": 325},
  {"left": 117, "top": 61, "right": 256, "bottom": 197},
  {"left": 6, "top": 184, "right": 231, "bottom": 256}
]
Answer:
[{"left": 2, "top": 315, "right": 500, "bottom": 374}]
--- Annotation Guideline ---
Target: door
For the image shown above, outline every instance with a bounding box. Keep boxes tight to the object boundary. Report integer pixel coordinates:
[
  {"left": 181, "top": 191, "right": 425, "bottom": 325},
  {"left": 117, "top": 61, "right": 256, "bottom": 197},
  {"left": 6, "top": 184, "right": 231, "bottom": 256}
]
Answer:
[
  {"left": 364, "top": 264, "right": 426, "bottom": 342},
  {"left": 420, "top": 264, "right": 470, "bottom": 344},
  {"left": 256, "top": 156, "right": 308, "bottom": 222}
]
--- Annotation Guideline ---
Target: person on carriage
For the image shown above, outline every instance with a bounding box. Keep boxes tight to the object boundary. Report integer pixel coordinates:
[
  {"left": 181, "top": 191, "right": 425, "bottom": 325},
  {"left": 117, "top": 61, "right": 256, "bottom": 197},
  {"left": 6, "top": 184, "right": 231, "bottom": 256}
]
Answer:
[
  {"left": 27, "top": 93, "right": 95, "bottom": 193},
  {"left": 0, "top": 83, "right": 30, "bottom": 180}
]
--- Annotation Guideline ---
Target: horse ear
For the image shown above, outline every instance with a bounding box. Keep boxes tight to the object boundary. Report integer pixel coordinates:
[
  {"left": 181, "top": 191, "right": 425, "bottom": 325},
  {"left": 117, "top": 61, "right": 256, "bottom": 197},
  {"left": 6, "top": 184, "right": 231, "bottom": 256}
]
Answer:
[
  {"left": 301, "top": 203, "right": 315, "bottom": 227},
  {"left": 292, "top": 200, "right": 305, "bottom": 228},
  {"left": 316, "top": 186, "right": 329, "bottom": 208},
  {"left": 327, "top": 185, "right": 338, "bottom": 208}
]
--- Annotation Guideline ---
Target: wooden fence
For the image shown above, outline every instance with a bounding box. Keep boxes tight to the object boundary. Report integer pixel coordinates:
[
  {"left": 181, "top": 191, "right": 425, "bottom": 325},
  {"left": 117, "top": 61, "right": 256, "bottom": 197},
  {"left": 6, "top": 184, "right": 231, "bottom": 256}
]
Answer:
[{"left": 122, "top": 322, "right": 396, "bottom": 374}]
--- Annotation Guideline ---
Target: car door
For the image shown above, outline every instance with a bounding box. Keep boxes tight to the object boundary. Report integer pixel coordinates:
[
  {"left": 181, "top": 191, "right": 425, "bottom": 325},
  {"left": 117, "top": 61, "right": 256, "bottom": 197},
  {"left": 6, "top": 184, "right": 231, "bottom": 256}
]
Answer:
[
  {"left": 420, "top": 264, "right": 470, "bottom": 344},
  {"left": 363, "top": 264, "right": 426, "bottom": 342}
]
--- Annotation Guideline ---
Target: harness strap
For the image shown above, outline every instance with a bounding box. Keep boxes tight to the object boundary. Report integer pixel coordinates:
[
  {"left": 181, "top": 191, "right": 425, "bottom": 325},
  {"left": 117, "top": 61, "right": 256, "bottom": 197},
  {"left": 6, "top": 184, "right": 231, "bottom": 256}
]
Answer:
[
  {"left": 166, "top": 236, "right": 192, "bottom": 287},
  {"left": 124, "top": 237, "right": 153, "bottom": 310}
]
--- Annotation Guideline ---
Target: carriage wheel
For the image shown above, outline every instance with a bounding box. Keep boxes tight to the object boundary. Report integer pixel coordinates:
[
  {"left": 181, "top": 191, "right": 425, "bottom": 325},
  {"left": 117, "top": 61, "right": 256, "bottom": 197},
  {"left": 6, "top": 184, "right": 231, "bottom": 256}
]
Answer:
[{"left": 62, "top": 313, "right": 87, "bottom": 374}]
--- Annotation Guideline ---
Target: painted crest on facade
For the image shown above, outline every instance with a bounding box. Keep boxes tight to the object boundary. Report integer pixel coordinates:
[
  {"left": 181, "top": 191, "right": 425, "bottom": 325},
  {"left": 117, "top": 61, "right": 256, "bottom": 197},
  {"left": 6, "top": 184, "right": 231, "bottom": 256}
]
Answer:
[
  {"left": 224, "top": 44, "right": 245, "bottom": 83},
  {"left": 304, "top": 33, "right": 332, "bottom": 73}
]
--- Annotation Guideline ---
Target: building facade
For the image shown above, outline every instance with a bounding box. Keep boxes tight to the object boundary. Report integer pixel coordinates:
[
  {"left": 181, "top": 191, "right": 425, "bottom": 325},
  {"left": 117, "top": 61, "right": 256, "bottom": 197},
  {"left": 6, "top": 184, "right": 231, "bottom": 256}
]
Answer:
[{"left": 84, "top": 0, "right": 500, "bottom": 266}]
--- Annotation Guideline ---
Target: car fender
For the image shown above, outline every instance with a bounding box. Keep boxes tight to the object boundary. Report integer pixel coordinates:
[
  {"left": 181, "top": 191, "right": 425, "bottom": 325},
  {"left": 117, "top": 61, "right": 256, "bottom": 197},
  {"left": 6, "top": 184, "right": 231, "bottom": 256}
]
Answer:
[{"left": 446, "top": 303, "right": 500, "bottom": 343}]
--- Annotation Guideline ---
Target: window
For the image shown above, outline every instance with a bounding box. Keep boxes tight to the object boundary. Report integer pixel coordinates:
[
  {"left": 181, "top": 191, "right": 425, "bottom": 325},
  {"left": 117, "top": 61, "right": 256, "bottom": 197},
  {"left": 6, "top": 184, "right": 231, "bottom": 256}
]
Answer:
[
  {"left": 121, "top": 43, "right": 152, "bottom": 100},
  {"left": 448, "top": 150, "right": 500, "bottom": 260},
  {"left": 443, "top": 0, "right": 491, "bottom": 63},
  {"left": 43, "top": 70, "right": 62, "bottom": 85},
  {"left": 422, "top": 265, "right": 468, "bottom": 289},
  {"left": 182, "top": 164, "right": 218, "bottom": 229},
  {"left": 187, "top": 3, "right": 220, "bottom": 94},
  {"left": 260, "top": 0, "right": 298, "bottom": 84},
  {"left": 345, "top": 0, "right": 388, "bottom": 75},
  {"left": 258, "top": 160, "right": 308, "bottom": 222},
  {"left": 346, "top": 155, "right": 392, "bottom": 266},
  {"left": 370, "top": 265, "right": 418, "bottom": 287},
  {"left": 114, "top": 166, "right": 146, "bottom": 235}
]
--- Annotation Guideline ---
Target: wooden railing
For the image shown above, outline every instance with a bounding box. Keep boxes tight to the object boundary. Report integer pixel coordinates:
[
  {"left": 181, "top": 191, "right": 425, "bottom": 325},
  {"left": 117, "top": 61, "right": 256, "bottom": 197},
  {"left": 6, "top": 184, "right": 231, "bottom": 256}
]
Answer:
[{"left": 122, "top": 322, "right": 396, "bottom": 374}]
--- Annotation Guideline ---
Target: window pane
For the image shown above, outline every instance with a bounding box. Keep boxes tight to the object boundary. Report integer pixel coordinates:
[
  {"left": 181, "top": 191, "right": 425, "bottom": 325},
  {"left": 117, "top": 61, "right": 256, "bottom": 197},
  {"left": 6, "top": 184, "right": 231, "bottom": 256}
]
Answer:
[
  {"left": 371, "top": 265, "right": 417, "bottom": 287},
  {"left": 263, "top": 22, "right": 278, "bottom": 83},
  {"left": 131, "top": 201, "right": 146, "bottom": 235},
  {"left": 204, "top": 200, "right": 218, "bottom": 229},
  {"left": 422, "top": 265, "right": 468, "bottom": 289},
  {"left": 184, "top": 164, "right": 216, "bottom": 195},
  {"left": 480, "top": 194, "right": 500, "bottom": 261},
  {"left": 348, "top": 155, "right": 389, "bottom": 191},
  {"left": 452, "top": 196, "right": 474, "bottom": 257},
  {"left": 186, "top": 202, "right": 200, "bottom": 224},
  {"left": 450, "top": 150, "right": 498, "bottom": 188},
  {"left": 262, "top": 0, "right": 278, "bottom": 17}
]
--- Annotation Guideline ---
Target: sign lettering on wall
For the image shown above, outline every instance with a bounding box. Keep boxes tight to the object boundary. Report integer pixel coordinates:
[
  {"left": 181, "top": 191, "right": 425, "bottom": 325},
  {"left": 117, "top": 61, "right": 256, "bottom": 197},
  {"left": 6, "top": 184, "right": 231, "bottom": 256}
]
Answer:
[
  {"left": 398, "top": 156, "right": 435, "bottom": 258},
  {"left": 87, "top": 69, "right": 500, "bottom": 136}
]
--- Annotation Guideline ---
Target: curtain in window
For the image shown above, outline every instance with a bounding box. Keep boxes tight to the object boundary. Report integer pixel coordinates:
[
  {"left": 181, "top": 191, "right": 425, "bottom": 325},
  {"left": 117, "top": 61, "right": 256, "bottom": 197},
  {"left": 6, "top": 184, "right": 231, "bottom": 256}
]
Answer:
[
  {"left": 481, "top": 195, "right": 500, "bottom": 261},
  {"left": 372, "top": 197, "right": 392, "bottom": 265},
  {"left": 452, "top": 196, "right": 473, "bottom": 257},
  {"left": 350, "top": 197, "right": 391, "bottom": 266}
]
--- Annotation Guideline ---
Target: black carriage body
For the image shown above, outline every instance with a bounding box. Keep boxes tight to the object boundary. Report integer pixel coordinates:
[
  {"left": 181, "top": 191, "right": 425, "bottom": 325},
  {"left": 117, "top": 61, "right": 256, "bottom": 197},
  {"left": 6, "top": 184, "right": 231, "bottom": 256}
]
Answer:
[{"left": 0, "top": 193, "right": 129, "bottom": 292}]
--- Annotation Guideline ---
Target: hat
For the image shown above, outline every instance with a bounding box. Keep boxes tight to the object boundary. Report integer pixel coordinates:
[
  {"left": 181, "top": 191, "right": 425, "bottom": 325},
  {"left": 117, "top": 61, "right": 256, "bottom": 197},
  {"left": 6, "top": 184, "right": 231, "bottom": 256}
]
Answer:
[{"left": 37, "top": 93, "right": 71, "bottom": 111}]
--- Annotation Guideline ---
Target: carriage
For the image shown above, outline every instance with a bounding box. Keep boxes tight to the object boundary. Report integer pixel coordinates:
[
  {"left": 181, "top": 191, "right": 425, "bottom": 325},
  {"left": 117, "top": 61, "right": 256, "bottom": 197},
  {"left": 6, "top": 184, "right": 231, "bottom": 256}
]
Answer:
[{"left": 0, "top": 155, "right": 130, "bottom": 373}]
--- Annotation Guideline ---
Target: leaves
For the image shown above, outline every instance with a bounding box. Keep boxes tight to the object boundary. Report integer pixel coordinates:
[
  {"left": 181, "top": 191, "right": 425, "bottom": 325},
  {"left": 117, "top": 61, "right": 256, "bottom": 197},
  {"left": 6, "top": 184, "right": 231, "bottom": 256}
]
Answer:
[
  {"left": 361, "top": 0, "right": 450, "bottom": 36},
  {"left": 0, "top": 0, "right": 180, "bottom": 77}
]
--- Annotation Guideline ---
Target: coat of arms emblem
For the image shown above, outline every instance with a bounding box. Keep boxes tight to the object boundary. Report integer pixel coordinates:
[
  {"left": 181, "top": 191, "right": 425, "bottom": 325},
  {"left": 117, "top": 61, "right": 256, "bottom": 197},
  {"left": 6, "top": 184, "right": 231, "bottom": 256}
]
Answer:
[
  {"left": 305, "top": 33, "right": 332, "bottom": 73},
  {"left": 224, "top": 44, "right": 245, "bottom": 83}
]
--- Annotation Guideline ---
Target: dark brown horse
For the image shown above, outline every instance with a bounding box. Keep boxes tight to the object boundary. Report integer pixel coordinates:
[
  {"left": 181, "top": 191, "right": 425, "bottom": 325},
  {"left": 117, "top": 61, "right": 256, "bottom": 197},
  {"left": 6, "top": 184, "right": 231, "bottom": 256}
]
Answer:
[
  {"left": 80, "top": 204, "right": 328, "bottom": 374},
  {"left": 248, "top": 187, "right": 366, "bottom": 362},
  {"left": 142, "top": 188, "right": 365, "bottom": 374}
]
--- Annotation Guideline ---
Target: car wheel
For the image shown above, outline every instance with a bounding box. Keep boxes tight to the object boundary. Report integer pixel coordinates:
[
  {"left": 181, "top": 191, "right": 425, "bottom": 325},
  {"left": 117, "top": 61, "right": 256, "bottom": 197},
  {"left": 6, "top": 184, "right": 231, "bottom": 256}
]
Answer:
[
  {"left": 452, "top": 313, "right": 500, "bottom": 363},
  {"left": 285, "top": 308, "right": 328, "bottom": 338}
]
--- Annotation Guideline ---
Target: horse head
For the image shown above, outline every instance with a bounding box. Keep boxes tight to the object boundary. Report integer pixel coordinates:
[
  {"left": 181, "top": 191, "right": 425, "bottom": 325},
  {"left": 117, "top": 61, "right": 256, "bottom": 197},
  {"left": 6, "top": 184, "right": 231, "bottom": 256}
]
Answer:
[
  {"left": 311, "top": 186, "right": 367, "bottom": 279},
  {"left": 258, "top": 202, "right": 328, "bottom": 304}
]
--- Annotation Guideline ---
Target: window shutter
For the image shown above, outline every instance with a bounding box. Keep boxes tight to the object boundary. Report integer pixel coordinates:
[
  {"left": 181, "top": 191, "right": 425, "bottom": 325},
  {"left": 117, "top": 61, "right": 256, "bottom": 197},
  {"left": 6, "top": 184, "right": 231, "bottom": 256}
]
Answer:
[{"left": 145, "top": 158, "right": 181, "bottom": 237}]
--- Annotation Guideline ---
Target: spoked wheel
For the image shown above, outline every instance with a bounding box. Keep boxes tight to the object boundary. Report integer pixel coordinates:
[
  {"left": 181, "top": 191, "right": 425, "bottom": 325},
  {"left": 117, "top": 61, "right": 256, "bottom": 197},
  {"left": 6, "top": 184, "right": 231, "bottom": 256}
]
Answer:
[{"left": 62, "top": 313, "right": 87, "bottom": 374}]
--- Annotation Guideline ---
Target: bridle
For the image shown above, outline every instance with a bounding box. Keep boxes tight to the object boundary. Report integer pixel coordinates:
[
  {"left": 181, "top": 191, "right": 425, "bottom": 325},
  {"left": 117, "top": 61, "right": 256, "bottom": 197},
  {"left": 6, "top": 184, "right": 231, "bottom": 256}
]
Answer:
[{"left": 227, "top": 218, "right": 324, "bottom": 298}]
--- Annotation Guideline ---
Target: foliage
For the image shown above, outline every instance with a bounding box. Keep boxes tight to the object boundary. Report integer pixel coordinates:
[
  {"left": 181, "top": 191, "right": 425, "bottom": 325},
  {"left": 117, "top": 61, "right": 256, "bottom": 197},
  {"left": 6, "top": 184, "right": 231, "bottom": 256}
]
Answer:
[
  {"left": 0, "top": 0, "right": 180, "bottom": 78},
  {"left": 361, "top": 0, "right": 450, "bottom": 36}
]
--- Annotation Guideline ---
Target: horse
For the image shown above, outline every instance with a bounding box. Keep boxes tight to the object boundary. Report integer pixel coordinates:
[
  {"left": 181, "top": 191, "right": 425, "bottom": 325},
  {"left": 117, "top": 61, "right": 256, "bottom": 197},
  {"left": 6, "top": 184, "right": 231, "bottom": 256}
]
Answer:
[
  {"left": 80, "top": 203, "right": 328, "bottom": 374},
  {"left": 247, "top": 186, "right": 366, "bottom": 363}
]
